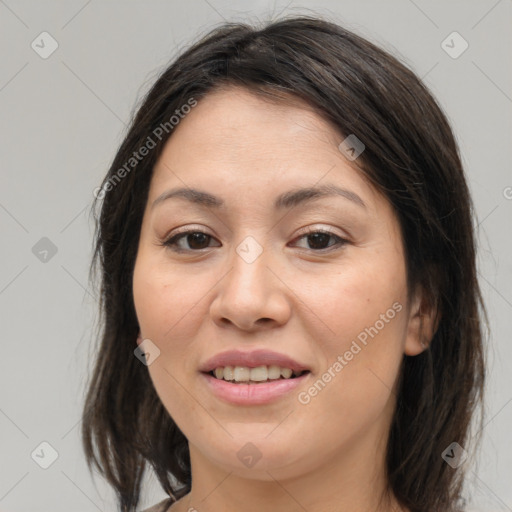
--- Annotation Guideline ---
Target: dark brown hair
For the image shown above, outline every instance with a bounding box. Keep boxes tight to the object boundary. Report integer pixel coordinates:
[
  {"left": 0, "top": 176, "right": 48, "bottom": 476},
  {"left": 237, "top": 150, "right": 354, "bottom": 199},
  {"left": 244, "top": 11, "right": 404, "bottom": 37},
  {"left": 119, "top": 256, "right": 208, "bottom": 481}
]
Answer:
[{"left": 82, "top": 15, "right": 487, "bottom": 512}]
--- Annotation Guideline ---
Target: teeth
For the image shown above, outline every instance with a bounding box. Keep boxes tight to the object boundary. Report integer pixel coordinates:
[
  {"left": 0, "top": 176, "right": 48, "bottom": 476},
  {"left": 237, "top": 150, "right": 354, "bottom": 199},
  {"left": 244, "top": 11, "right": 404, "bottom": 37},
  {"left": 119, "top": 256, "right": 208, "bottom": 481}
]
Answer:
[
  {"left": 280, "top": 368, "right": 292, "bottom": 379},
  {"left": 249, "top": 365, "right": 268, "bottom": 382},
  {"left": 234, "top": 366, "right": 250, "bottom": 382},
  {"left": 210, "top": 365, "right": 305, "bottom": 383},
  {"left": 267, "top": 365, "right": 281, "bottom": 379}
]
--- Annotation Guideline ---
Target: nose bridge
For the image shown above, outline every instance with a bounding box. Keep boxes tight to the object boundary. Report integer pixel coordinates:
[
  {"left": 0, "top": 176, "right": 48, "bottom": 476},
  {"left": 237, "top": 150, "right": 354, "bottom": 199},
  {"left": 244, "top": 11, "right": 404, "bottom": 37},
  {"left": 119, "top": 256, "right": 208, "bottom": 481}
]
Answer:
[
  {"left": 210, "top": 233, "right": 290, "bottom": 329},
  {"left": 227, "top": 234, "right": 272, "bottom": 303}
]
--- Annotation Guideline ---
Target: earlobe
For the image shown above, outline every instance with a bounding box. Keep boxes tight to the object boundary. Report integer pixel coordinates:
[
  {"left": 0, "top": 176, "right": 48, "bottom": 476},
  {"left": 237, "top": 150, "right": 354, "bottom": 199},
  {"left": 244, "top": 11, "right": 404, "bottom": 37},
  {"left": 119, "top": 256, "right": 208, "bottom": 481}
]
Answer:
[{"left": 404, "top": 285, "right": 440, "bottom": 356}]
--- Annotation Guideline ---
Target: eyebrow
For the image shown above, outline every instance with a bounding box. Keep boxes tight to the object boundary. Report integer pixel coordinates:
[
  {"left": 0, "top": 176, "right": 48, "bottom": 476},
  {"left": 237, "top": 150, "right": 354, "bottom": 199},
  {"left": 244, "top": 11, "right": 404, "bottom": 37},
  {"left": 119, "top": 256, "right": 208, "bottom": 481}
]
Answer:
[{"left": 151, "top": 184, "right": 367, "bottom": 211}]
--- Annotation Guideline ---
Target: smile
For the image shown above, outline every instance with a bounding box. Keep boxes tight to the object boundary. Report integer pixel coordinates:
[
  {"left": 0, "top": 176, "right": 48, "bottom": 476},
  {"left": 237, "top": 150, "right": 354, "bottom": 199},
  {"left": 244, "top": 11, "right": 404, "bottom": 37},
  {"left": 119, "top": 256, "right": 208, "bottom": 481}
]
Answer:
[
  {"left": 210, "top": 365, "right": 308, "bottom": 383},
  {"left": 201, "top": 368, "right": 311, "bottom": 405}
]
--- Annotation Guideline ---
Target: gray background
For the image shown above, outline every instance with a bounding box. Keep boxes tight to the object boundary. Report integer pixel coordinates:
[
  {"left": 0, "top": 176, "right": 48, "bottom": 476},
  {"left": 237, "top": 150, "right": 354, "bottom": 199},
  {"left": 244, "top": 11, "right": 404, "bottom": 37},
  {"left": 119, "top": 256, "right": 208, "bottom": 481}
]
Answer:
[{"left": 0, "top": 1, "right": 511, "bottom": 511}]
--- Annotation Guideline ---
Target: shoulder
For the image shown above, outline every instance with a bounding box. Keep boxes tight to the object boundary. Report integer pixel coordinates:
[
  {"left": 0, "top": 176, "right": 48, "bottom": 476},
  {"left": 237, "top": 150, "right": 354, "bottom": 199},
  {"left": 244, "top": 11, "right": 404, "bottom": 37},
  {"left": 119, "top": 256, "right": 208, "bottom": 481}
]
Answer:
[{"left": 140, "top": 498, "right": 172, "bottom": 512}]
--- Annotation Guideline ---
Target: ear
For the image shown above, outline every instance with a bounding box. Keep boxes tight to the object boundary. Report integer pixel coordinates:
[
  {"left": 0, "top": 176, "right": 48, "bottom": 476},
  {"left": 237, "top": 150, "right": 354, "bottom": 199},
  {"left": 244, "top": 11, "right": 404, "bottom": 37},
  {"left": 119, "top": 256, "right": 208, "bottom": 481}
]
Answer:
[
  {"left": 404, "top": 283, "right": 441, "bottom": 356},
  {"left": 136, "top": 332, "right": 143, "bottom": 346}
]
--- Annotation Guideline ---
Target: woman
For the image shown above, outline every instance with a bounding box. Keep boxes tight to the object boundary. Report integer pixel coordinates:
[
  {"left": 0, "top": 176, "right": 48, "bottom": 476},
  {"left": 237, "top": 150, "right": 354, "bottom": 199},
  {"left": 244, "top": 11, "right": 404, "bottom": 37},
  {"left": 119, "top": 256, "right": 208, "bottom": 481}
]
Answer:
[{"left": 82, "top": 15, "right": 486, "bottom": 512}]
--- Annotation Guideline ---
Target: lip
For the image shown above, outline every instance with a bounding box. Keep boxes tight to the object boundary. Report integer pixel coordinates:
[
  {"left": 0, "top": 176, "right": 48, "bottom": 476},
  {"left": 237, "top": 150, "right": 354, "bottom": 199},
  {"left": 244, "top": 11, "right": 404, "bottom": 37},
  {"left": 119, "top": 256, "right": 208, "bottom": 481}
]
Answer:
[
  {"left": 200, "top": 371, "right": 311, "bottom": 405},
  {"left": 198, "top": 349, "right": 310, "bottom": 373}
]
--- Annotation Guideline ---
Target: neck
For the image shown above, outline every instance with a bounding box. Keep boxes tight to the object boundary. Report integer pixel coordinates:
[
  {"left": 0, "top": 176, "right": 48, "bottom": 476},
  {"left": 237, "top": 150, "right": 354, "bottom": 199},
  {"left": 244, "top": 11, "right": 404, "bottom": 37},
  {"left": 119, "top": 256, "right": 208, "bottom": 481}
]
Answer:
[{"left": 175, "top": 416, "right": 406, "bottom": 512}]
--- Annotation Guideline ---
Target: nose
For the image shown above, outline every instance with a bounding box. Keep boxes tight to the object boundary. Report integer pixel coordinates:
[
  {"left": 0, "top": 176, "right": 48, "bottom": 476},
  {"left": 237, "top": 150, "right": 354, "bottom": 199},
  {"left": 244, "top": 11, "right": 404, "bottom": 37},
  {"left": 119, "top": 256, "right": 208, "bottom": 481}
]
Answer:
[{"left": 209, "top": 243, "right": 292, "bottom": 332}]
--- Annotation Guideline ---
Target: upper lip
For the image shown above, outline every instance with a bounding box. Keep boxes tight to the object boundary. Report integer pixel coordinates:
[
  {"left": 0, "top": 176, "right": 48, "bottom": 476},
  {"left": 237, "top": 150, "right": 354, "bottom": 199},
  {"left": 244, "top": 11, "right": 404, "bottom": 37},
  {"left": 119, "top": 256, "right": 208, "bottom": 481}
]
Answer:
[{"left": 199, "top": 349, "right": 311, "bottom": 373}]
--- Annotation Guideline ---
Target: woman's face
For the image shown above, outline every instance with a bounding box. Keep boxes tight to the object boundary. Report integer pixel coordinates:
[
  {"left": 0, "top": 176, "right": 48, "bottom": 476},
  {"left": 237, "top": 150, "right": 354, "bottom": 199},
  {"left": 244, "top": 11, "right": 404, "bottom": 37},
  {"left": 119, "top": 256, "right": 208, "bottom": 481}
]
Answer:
[{"left": 132, "top": 86, "right": 426, "bottom": 484}]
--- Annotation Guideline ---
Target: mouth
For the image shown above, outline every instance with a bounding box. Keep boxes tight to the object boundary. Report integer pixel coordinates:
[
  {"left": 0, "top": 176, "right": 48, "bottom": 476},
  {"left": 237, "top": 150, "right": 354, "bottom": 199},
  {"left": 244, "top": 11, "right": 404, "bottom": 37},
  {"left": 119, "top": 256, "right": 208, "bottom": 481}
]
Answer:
[
  {"left": 198, "top": 349, "right": 312, "bottom": 404},
  {"left": 200, "top": 366, "right": 311, "bottom": 405},
  {"left": 205, "top": 365, "right": 311, "bottom": 384}
]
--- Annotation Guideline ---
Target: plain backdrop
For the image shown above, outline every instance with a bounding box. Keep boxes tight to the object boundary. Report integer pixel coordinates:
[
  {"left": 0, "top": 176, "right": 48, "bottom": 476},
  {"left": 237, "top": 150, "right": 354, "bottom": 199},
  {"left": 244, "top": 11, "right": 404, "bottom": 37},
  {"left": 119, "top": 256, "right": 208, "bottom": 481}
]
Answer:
[{"left": 0, "top": 1, "right": 511, "bottom": 511}]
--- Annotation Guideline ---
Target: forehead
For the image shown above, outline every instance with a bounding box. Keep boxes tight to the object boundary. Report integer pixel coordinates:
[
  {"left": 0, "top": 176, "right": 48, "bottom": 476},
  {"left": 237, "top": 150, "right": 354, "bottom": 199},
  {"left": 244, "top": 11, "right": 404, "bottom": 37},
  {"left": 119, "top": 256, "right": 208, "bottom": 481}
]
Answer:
[
  {"left": 176, "top": 85, "right": 344, "bottom": 147},
  {"left": 150, "top": 86, "right": 375, "bottom": 196}
]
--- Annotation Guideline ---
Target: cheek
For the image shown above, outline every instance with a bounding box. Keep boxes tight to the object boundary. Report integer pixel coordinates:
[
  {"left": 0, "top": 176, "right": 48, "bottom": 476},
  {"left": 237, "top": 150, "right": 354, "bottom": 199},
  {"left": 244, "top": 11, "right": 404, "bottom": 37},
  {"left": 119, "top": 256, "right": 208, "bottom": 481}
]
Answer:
[
  {"left": 133, "top": 256, "right": 208, "bottom": 342},
  {"left": 132, "top": 258, "right": 210, "bottom": 427},
  {"left": 311, "top": 253, "right": 406, "bottom": 341},
  {"left": 305, "top": 256, "right": 407, "bottom": 412}
]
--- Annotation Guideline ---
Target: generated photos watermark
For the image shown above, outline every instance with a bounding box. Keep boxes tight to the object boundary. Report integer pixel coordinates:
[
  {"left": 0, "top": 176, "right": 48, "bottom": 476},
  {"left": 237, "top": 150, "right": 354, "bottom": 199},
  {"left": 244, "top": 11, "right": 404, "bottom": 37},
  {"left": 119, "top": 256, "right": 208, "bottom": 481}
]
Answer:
[
  {"left": 93, "top": 97, "right": 198, "bottom": 199},
  {"left": 298, "top": 301, "right": 403, "bottom": 405}
]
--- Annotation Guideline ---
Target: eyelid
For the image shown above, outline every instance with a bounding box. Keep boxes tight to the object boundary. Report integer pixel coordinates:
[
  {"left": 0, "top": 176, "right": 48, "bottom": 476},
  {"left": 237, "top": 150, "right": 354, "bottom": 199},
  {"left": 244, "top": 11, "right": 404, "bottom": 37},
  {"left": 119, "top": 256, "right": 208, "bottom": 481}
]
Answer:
[
  {"left": 160, "top": 225, "right": 350, "bottom": 256},
  {"left": 294, "top": 224, "right": 344, "bottom": 237},
  {"left": 162, "top": 225, "right": 218, "bottom": 252},
  {"left": 166, "top": 224, "right": 213, "bottom": 237},
  {"left": 289, "top": 225, "right": 348, "bottom": 251}
]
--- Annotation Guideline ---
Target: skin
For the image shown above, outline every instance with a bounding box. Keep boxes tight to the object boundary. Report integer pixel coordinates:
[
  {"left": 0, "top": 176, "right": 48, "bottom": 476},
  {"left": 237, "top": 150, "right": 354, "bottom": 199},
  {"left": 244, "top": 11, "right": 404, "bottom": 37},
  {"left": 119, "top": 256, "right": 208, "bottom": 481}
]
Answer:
[{"left": 132, "top": 86, "right": 436, "bottom": 512}]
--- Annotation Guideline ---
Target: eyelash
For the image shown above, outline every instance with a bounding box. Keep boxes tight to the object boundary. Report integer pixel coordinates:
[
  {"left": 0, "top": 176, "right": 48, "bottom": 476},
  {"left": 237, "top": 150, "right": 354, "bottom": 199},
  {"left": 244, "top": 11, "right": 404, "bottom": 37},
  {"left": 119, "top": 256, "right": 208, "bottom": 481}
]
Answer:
[{"left": 161, "top": 227, "right": 348, "bottom": 254}]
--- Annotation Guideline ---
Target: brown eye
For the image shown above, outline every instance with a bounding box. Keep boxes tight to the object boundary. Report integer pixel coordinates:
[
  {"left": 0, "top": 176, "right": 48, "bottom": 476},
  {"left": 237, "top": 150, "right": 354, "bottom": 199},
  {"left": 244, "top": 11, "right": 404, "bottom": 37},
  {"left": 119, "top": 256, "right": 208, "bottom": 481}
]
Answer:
[
  {"left": 292, "top": 230, "right": 347, "bottom": 251},
  {"left": 305, "top": 232, "right": 333, "bottom": 250},
  {"left": 185, "top": 232, "right": 211, "bottom": 249},
  {"left": 163, "top": 231, "right": 220, "bottom": 252}
]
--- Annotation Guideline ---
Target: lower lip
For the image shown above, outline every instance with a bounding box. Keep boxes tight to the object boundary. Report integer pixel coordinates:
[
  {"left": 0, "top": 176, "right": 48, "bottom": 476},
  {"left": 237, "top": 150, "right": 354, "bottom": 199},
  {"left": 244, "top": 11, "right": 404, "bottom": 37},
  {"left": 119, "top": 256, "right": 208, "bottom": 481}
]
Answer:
[{"left": 200, "top": 371, "right": 310, "bottom": 405}]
